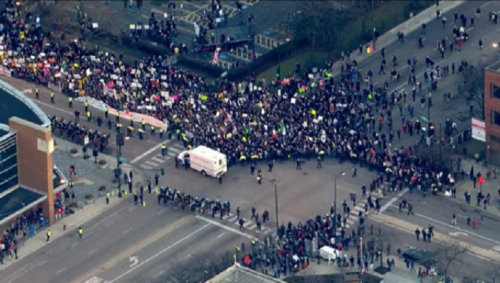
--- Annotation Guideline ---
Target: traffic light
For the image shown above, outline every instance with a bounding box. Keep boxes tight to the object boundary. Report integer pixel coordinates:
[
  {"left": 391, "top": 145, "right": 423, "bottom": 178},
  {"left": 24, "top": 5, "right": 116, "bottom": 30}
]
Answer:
[
  {"left": 275, "top": 66, "right": 280, "bottom": 78},
  {"left": 160, "top": 168, "right": 165, "bottom": 175}
]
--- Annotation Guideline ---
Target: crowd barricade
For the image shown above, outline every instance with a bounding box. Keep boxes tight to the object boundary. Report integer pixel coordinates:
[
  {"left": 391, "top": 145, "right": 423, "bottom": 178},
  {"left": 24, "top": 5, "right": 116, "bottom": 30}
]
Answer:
[{"left": 75, "top": 97, "right": 167, "bottom": 129}]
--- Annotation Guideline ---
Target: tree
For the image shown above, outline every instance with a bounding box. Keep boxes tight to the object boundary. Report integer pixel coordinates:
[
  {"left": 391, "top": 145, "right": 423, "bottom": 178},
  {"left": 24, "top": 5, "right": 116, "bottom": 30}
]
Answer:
[
  {"left": 148, "top": 251, "right": 235, "bottom": 283},
  {"left": 368, "top": 225, "right": 395, "bottom": 271},
  {"left": 458, "top": 60, "right": 490, "bottom": 120},
  {"left": 291, "top": 2, "right": 354, "bottom": 50},
  {"left": 434, "top": 243, "right": 469, "bottom": 282}
]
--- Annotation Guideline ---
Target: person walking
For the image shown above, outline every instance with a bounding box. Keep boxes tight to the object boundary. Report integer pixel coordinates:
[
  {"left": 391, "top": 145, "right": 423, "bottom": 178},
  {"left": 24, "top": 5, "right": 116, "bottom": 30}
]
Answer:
[
  {"left": 78, "top": 227, "right": 83, "bottom": 239},
  {"left": 46, "top": 229, "right": 51, "bottom": 242}
]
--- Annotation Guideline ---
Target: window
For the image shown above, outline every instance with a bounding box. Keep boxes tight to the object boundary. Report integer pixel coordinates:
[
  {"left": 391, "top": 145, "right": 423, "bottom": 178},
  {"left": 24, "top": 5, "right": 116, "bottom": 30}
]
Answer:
[
  {"left": 493, "top": 110, "right": 500, "bottom": 126},
  {"left": 256, "top": 35, "right": 261, "bottom": 44},
  {"left": 491, "top": 84, "right": 500, "bottom": 99},
  {"left": 491, "top": 135, "right": 500, "bottom": 144},
  {"left": 266, "top": 38, "right": 271, "bottom": 48},
  {"left": 0, "top": 164, "right": 18, "bottom": 194}
]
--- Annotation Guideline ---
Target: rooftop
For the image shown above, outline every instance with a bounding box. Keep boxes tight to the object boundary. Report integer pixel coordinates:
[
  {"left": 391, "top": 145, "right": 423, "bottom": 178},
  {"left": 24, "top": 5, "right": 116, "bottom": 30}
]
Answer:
[
  {"left": 0, "top": 186, "right": 45, "bottom": 222},
  {"left": 206, "top": 264, "right": 286, "bottom": 283},
  {"left": 0, "top": 79, "right": 50, "bottom": 127}
]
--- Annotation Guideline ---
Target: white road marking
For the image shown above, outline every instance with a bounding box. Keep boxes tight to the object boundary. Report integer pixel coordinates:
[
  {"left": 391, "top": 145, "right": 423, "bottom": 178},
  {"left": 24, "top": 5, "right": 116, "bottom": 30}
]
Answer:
[
  {"left": 72, "top": 242, "right": 79, "bottom": 247},
  {"left": 185, "top": 251, "right": 196, "bottom": 259},
  {"left": 108, "top": 224, "right": 210, "bottom": 283},
  {"left": 467, "top": 27, "right": 474, "bottom": 32},
  {"left": 123, "top": 228, "right": 133, "bottom": 234},
  {"left": 139, "top": 164, "right": 154, "bottom": 170},
  {"left": 151, "top": 156, "right": 165, "bottom": 163},
  {"left": 216, "top": 232, "right": 226, "bottom": 238},
  {"left": 379, "top": 188, "right": 409, "bottom": 213},
  {"left": 167, "top": 151, "right": 177, "bottom": 157},
  {"left": 128, "top": 206, "right": 137, "bottom": 212},
  {"left": 33, "top": 100, "right": 74, "bottom": 116},
  {"left": 482, "top": 1, "right": 491, "bottom": 8},
  {"left": 393, "top": 207, "right": 500, "bottom": 245},
  {"left": 130, "top": 142, "right": 166, "bottom": 164},
  {"left": 227, "top": 215, "right": 238, "bottom": 222},
  {"left": 157, "top": 209, "right": 165, "bottom": 215},
  {"left": 89, "top": 248, "right": 99, "bottom": 255},
  {"left": 196, "top": 216, "right": 256, "bottom": 240},
  {"left": 155, "top": 270, "right": 164, "bottom": 277},
  {"left": 145, "top": 160, "right": 159, "bottom": 167},
  {"left": 37, "top": 260, "right": 49, "bottom": 266},
  {"left": 56, "top": 267, "right": 67, "bottom": 274}
]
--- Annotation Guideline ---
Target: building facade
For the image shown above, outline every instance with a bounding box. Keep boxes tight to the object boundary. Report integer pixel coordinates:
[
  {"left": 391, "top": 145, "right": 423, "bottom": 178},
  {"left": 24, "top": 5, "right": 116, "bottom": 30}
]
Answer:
[{"left": 484, "top": 63, "right": 500, "bottom": 164}]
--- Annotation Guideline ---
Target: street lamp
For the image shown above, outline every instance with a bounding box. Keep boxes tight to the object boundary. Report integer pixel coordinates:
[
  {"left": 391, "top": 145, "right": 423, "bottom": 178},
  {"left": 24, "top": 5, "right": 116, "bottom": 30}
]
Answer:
[
  {"left": 333, "top": 171, "right": 346, "bottom": 229},
  {"left": 262, "top": 178, "right": 280, "bottom": 232}
]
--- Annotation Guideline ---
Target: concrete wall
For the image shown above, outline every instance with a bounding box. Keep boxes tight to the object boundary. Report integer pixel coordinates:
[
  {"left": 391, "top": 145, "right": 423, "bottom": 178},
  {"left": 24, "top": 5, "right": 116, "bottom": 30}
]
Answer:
[{"left": 9, "top": 117, "right": 55, "bottom": 223}]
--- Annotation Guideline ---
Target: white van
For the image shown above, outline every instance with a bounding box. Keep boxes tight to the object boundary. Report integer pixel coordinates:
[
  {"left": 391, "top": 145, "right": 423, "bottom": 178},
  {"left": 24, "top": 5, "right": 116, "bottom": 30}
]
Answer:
[
  {"left": 177, "top": 145, "right": 227, "bottom": 178},
  {"left": 319, "top": 246, "right": 340, "bottom": 262}
]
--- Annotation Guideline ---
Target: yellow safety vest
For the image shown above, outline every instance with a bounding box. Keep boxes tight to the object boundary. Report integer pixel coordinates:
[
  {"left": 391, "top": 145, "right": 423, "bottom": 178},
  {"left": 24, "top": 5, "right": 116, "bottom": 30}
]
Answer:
[
  {"left": 86, "top": 112, "right": 91, "bottom": 117},
  {"left": 142, "top": 119, "right": 146, "bottom": 125},
  {"left": 50, "top": 92, "right": 54, "bottom": 97},
  {"left": 84, "top": 101, "right": 88, "bottom": 107},
  {"left": 68, "top": 97, "right": 72, "bottom": 102}
]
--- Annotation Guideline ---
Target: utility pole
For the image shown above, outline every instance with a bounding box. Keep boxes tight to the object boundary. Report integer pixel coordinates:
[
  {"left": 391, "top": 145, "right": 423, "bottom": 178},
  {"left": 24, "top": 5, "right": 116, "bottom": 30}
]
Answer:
[
  {"left": 116, "top": 132, "right": 125, "bottom": 197},
  {"left": 333, "top": 172, "right": 345, "bottom": 230},
  {"left": 439, "top": 122, "right": 442, "bottom": 165}
]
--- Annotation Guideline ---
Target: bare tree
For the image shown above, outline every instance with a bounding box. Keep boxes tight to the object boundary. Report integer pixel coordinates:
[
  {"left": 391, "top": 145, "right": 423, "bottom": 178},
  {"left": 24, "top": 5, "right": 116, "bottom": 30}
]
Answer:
[
  {"left": 291, "top": 2, "right": 355, "bottom": 50},
  {"left": 368, "top": 225, "right": 395, "bottom": 270},
  {"left": 434, "top": 243, "right": 469, "bottom": 281},
  {"left": 458, "top": 61, "right": 488, "bottom": 120}
]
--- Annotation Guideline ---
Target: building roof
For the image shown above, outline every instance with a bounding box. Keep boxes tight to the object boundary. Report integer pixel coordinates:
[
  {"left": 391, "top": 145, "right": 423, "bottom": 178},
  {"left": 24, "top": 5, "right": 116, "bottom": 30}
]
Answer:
[
  {"left": 206, "top": 264, "right": 286, "bottom": 283},
  {"left": 0, "top": 123, "right": 9, "bottom": 137},
  {"left": 0, "top": 187, "right": 45, "bottom": 222},
  {"left": 0, "top": 79, "right": 50, "bottom": 127}
]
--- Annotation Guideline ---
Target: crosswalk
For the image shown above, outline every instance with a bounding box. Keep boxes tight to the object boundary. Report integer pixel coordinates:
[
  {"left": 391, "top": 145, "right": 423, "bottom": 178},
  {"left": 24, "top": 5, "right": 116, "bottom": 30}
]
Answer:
[
  {"left": 492, "top": 246, "right": 500, "bottom": 253},
  {"left": 202, "top": 212, "right": 272, "bottom": 234},
  {"left": 138, "top": 142, "right": 185, "bottom": 170},
  {"left": 337, "top": 202, "right": 366, "bottom": 231}
]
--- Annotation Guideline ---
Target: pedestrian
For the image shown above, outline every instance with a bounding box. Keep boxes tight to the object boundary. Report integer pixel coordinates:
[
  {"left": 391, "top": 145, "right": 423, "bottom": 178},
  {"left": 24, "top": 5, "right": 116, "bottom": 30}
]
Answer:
[
  {"left": 78, "top": 227, "right": 83, "bottom": 239},
  {"left": 451, "top": 213, "right": 457, "bottom": 225},
  {"left": 239, "top": 218, "right": 244, "bottom": 230},
  {"left": 415, "top": 228, "right": 420, "bottom": 241},
  {"left": 46, "top": 229, "right": 51, "bottom": 242},
  {"left": 106, "top": 191, "right": 110, "bottom": 204}
]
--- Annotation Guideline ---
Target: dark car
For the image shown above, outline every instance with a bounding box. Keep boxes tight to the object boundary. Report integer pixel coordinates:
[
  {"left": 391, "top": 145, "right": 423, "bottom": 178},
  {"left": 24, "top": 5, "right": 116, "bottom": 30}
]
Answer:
[{"left": 402, "top": 247, "right": 437, "bottom": 268}]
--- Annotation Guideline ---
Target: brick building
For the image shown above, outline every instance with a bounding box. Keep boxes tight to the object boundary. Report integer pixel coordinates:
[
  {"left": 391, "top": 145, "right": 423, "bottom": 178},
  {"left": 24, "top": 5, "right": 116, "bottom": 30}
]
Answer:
[
  {"left": 484, "top": 62, "right": 500, "bottom": 164},
  {"left": 0, "top": 80, "right": 66, "bottom": 233}
]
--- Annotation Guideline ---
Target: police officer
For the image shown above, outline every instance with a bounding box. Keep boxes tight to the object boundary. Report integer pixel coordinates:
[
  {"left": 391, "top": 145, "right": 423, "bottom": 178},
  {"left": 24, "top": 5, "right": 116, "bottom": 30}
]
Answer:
[
  {"left": 141, "top": 118, "right": 146, "bottom": 130},
  {"left": 46, "top": 229, "right": 51, "bottom": 242},
  {"left": 84, "top": 100, "right": 89, "bottom": 112},
  {"left": 86, "top": 111, "right": 92, "bottom": 122},
  {"left": 150, "top": 125, "right": 155, "bottom": 136},
  {"left": 68, "top": 96, "right": 73, "bottom": 108},
  {"left": 50, "top": 91, "right": 55, "bottom": 103},
  {"left": 161, "top": 144, "right": 167, "bottom": 156},
  {"left": 78, "top": 227, "right": 83, "bottom": 239},
  {"left": 105, "top": 191, "right": 110, "bottom": 204},
  {"left": 130, "top": 114, "right": 134, "bottom": 127},
  {"left": 115, "top": 111, "right": 120, "bottom": 122},
  {"left": 35, "top": 86, "right": 39, "bottom": 99},
  {"left": 103, "top": 105, "right": 109, "bottom": 119},
  {"left": 154, "top": 172, "right": 159, "bottom": 186}
]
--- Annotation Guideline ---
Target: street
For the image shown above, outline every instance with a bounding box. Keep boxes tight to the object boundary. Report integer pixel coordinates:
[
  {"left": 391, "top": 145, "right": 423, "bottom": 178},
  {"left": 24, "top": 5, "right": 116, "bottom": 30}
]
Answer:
[
  {"left": 0, "top": 199, "right": 253, "bottom": 283},
  {"left": 2, "top": 1, "right": 500, "bottom": 282}
]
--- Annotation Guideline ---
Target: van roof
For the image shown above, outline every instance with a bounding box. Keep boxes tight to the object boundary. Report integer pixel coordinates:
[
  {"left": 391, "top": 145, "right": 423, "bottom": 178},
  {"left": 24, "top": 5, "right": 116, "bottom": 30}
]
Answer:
[{"left": 192, "top": 145, "right": 226, "bottom": 159}]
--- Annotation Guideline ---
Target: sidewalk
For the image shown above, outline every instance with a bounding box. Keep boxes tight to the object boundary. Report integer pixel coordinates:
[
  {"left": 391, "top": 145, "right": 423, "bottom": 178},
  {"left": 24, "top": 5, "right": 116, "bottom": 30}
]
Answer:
[
  {"left": 331, "top": 0, "right": 465, "bottom": 77},
  {"left": 4, "top": 138, "right": 143, "bottom": 263},
  {"left": 452, "top": 157, "right": 500, "bottom": 217}
]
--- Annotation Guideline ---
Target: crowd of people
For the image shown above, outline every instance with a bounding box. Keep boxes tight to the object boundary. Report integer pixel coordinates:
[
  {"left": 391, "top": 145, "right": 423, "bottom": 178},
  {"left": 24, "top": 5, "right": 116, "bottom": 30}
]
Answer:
[{"left": 0, "top": 2, "right": 487, "bottom": 280}]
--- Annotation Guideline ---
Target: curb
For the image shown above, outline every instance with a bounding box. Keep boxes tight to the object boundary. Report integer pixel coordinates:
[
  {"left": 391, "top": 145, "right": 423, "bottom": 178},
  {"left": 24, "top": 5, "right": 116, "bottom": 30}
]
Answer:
[{"left": 371, "top": 213, "right": 500, "bottom": 264}]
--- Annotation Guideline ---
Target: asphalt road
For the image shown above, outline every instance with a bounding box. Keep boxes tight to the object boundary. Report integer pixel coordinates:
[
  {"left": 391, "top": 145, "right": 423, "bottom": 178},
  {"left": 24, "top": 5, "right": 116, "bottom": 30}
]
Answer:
[
  {"left": 3, "top": 1, "right": 500, "bottom": 282},
  {"left": 382, "top": 190, "right": 500, "bottom": 255},
  {"left": 363, "top": 217, "right": 498, "bottom": 282},
  {"left": 354, "top": 0, "right": 500, "bottom": 149},
  {"left": 0, "top": 198, "right": 252, "bottom": 283}
]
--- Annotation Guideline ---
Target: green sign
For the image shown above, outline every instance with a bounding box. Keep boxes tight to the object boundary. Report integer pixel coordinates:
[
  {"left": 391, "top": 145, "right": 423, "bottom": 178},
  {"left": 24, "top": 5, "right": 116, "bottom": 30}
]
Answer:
[
  {"left": 420, "top": 115, "right": 429, "bottom": 123},
  {"left": 118, "top": 157, "right": 127, "bottom": 163}
]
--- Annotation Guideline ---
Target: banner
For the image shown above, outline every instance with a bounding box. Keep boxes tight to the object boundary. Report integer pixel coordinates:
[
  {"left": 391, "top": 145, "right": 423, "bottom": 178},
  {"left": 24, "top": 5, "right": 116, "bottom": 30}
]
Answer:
[
  {"left": 48, "top": 82, "right": 62, "bottom": 93},
  {"left": 0, "top": 66, "right": 11, "bottom": 77},
  {"left": 102, "top": 81, "right": 118, "bottom": 99},
  {"left": 75, "top": 97, "right": 166, "bottom": 129},
  {"left": 471, "top": 118, "right": 485, "bottom": 142}
]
